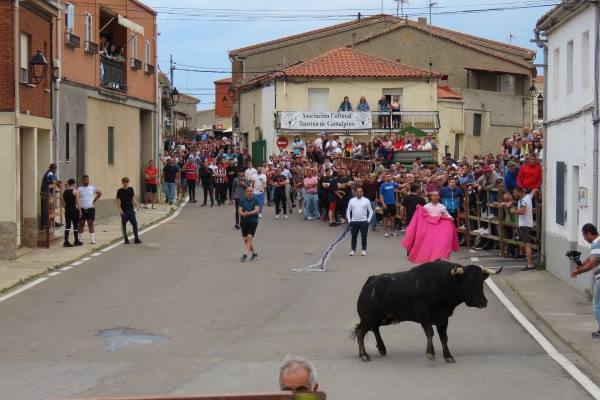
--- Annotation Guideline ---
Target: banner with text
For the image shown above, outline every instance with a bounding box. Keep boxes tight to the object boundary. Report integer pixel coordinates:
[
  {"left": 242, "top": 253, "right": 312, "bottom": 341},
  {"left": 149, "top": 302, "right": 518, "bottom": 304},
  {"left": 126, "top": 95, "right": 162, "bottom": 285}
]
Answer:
[{"left": 279, "top": 112, "right": 372, "bottom": 130}]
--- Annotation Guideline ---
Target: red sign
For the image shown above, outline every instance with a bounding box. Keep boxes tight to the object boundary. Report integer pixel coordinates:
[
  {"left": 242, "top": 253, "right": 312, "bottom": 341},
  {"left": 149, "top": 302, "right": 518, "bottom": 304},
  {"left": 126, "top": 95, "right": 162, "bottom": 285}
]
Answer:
[{"left": 276, "top": 136, "right": 288, "bottom": 149}]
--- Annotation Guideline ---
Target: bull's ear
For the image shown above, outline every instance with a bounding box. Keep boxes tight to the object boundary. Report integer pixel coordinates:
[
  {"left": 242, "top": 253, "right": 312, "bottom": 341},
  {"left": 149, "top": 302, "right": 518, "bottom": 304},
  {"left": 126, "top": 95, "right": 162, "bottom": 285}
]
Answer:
[{"left": 451, "top": 266, "right": 464, "bottom": 276}]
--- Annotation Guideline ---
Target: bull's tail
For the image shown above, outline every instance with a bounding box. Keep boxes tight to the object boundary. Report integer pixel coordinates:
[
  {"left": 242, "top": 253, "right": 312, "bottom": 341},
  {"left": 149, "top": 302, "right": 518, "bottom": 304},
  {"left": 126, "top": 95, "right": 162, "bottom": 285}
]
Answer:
[{"left": 350, "top": 322, "right": 363, "bottom": 341}]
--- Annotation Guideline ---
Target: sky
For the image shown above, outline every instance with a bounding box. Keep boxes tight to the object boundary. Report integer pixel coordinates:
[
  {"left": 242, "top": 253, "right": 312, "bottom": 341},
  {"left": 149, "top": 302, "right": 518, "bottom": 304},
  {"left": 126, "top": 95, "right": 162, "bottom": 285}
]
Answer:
[{"left": 149, "top": 0, "right": 556, "bottom": 110}]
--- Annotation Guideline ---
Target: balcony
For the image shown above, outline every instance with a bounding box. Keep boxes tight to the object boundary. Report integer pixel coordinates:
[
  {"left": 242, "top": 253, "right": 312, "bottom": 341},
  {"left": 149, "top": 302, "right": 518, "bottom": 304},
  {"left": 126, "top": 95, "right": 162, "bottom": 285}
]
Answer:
[
  {"left": 144, "top": 63, "right": 155, "bottom": 75},
  {"left": 100, "top": 58, "right": 126, "bottom": 92},
  {"left": 371, "top": 111, "right": 440, "bottom": 132},
  {"left": 84, "top": 40, "right": 98, "bottom": 54},
  {"left": 64, "top": 32, "right": 80, "bottom": 48}
]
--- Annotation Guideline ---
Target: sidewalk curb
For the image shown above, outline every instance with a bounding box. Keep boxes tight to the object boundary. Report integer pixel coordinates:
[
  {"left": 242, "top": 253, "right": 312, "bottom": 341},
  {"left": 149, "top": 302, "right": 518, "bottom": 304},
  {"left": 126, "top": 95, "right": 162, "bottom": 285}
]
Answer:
[
  {"left": 0, "top": 201, "right": 185, "bottom": 297},
  {"left": 500, "top": 275, "right": 600, "bottom": 375}
]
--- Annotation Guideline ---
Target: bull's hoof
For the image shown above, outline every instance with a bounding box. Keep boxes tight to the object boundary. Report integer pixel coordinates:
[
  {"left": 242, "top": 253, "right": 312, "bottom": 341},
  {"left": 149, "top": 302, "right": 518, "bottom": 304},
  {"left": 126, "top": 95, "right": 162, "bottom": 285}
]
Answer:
[
  {"left": 445, "top": 357, "right": 456, "bottom": 364},
  {"left": 360, "top": 354, "right": 371, "bottom": 362},
  {"left": 425, "top": 353, "right": 436, "bottom": 361},
  {"left": 377, "top": 347, "right": 387, "bottom": 356}
]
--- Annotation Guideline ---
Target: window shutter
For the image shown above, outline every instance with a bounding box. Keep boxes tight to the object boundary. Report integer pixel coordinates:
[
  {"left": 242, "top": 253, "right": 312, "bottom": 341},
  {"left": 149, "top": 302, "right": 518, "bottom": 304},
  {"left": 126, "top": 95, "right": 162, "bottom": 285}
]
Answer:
[{"left": 556, "top": 161, "right": 566, "bottom": 225}]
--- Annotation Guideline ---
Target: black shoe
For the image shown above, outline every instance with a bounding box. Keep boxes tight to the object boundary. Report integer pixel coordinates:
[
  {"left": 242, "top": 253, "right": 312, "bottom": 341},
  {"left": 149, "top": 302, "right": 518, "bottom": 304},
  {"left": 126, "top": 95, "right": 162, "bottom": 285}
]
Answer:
[
  {"left": 250, "top": 253, "right": 258, "bottom": 261},
  {"left": 201, "top": 203, "right": 206, "bottom": 207},
  {"left": 134, "top": 238, "right": 142, "bottom": 244},
  {"left": 124, "top": 240, "right": 130, "bottom": 244},
  {"left": 74, "top": 241, "right": 84, "bottom": 246},
  {"left": 63, "top": 242, "right": 73, "bottom": 248},
  {"left": 235, "top": 224, "right": 240, "bottom": 229},
  {"left": 521, "top": 265, "right": 536, "bottom": 272},
  {"left": 240, "top": 254, "right": 248, "bottom": 263}
]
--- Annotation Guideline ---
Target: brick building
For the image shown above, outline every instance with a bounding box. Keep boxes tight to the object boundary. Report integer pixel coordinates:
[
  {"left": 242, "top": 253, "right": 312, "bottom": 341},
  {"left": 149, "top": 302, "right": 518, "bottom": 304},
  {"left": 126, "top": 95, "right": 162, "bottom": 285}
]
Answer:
[
  {"left": 57, "top": 0, "right": 159, "bottom": 218},
  {"left": 0, "top": 0, "right": 59, "bottom": 258}
]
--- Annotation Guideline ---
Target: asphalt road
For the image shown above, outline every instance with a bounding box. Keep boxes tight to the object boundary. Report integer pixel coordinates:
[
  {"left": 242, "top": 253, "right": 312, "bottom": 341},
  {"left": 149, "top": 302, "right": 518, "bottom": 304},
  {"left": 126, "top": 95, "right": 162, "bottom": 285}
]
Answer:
[{"left": 0, "top": 202, "right": 593, "bottom": 400}]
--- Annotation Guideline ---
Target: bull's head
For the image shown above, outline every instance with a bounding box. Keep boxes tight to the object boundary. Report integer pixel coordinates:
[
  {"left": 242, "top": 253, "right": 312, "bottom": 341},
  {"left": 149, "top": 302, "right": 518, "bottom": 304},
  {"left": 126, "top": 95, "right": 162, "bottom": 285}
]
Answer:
[{"left": 450, "top": 264, "right": 503, "bottom": 309}]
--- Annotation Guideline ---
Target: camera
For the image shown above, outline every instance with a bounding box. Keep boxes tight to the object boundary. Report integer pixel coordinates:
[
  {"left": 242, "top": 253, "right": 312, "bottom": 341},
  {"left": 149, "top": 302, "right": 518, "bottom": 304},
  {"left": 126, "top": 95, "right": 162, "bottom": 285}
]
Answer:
[{"left": 566, "top": 250, "right": 583, "bottom": 266}]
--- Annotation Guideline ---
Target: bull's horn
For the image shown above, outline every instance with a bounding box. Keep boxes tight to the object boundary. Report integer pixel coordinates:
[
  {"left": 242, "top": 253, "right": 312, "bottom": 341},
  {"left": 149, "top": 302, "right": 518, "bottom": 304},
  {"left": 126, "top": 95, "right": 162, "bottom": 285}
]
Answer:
[
  {"left": 479, "top": 265, "right": 503, "bottom": 275},
  {"left": 451, "top": 266, "right": 464, "bottom": 275}
]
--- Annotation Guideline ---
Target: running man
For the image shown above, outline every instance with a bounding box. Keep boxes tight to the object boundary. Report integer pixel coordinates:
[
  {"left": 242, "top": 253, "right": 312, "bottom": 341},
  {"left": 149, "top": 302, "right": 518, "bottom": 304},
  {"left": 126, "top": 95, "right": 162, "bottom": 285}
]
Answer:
[
  {"left": 239, "top": 186, "right": 260, "bottom": 262},
  {"left": 379, "top": 173, "right": 399, "bottom": 237},
  {"left": 346, "top": 187, "right": 373, "bottom": 256},
  {"left": 116, "top": 177, "right": 141, "bottom": 244},
  {"left": 78, "top": 175, "right": 102, "bottom": 244}
]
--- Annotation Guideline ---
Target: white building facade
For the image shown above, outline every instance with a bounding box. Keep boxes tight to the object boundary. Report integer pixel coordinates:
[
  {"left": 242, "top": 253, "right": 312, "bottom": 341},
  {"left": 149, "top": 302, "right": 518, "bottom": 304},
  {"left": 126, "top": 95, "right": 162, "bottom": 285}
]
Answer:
[{"left": 535, "top": 1, "right": 600, "bottom": 291}]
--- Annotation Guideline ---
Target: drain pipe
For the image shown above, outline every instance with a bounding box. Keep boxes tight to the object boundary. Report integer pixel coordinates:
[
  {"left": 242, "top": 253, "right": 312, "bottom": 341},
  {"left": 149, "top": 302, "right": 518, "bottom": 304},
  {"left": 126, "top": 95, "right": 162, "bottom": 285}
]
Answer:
[
  {"left": 14, "top": 0, "right": 21, "bottom": 247},
  {"left": 54, "top": 4, "right": 62, "bottom": 175},
  {"left": 593, "top": 3, "right": 600, "bottom": 227}
]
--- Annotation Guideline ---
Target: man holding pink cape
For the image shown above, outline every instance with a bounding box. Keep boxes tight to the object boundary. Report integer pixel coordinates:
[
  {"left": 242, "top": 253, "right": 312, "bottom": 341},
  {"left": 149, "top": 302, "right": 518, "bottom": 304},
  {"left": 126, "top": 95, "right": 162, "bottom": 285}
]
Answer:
[{"left": 401, "top": 191, "right": 459, "bottom": 263}]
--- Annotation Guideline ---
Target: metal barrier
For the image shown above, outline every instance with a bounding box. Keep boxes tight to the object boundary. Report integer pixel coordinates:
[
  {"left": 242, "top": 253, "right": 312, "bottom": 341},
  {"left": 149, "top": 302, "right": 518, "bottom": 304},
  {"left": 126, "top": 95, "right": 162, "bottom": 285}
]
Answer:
[
  {"left": 101, "top": 58, "right": 126, "bottom": 91},
  {"left": 75, "top": 392, "right": 326, "bottom": 400},
  {"left": 339, "top": 158, "right": 373, "bottom": 177}
]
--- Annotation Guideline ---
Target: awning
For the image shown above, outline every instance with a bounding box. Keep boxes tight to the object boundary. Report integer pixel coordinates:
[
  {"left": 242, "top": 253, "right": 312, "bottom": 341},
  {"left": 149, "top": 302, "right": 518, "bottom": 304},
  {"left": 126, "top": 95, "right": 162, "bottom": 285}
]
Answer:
[
  {"left": 118, "top": 15, "right": 144, "bottom": 36},
  {"left": 223, "top": 127, "right": 233, "bottom": 133}
]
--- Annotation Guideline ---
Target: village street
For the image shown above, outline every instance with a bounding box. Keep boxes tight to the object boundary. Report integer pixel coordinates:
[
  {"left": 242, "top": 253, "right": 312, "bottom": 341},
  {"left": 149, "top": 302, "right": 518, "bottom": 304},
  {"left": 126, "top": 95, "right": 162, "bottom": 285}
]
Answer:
[{"left": 0, "top": 204, "right": 594, "bottom": 400}]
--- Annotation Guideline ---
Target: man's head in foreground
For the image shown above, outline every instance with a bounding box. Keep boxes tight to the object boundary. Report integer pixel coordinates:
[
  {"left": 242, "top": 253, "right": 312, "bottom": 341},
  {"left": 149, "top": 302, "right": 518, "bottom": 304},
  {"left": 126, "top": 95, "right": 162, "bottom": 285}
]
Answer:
[{"left": 279, "top": 355, "right": 318, "bottom": 392}]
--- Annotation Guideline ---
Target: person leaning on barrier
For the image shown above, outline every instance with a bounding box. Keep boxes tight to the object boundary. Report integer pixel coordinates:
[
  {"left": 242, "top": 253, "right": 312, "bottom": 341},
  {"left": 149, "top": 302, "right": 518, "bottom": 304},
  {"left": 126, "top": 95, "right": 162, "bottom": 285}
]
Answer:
[
  {"left": 279, "top": 355, "right": 319, "bottom": 392},
  {"left": 570, "top": 224, "right": 600, "bottom": 338}
]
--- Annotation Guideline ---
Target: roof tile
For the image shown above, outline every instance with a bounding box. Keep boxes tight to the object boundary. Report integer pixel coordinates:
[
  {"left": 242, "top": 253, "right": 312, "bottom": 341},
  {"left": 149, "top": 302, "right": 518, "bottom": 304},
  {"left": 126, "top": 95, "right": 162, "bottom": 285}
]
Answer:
[{"left": 437, "top": 85, "right": 462, "bottom": 100}]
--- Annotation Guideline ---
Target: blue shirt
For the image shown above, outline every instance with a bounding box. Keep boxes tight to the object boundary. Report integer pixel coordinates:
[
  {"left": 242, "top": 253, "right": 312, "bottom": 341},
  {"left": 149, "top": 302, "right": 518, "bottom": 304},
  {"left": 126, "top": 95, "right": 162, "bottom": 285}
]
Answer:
[
  {"left": 439, "top": 186, "right": 464, "bottom": 212},
  {"left": 239, "top": 195, "right": 260, "bottom": 223},
  {"left": 379, "top": 182, "right": 398, "bottom": 205},
  {"left": 357, "top": 102, "right": 370, "bottom": 112},
  {"left": 504, "top": 168, "right": 519, "bottom": 192},
  {"left": 458, "top": 173, "right": 475, "bottom": 186}
]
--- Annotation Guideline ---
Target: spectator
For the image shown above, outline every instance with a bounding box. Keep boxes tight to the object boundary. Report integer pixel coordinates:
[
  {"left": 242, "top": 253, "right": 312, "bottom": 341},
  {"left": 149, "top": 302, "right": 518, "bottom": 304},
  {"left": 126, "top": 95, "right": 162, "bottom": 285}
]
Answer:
[
  {"left": 199, "top": 160, "right": 214, "bottom": 207},
  {"left": 302, "top": 168, "right": 320, "bottom": 220},
  {"left": 62, "top": 178, "right": 82, "bottom": 247},
  {"left": 78, "top": 175, "right": 102, "bottom": 244},
  {"left": 40, "top": 163, "right": 60, "bottom": 229},
  {"left": 279, "top": 355, "right": 319, "bottom": 393},
  {"left": 517, "top": 153, "right": 543, "bottom": 193},
  {"left": 214, "top": 162, "right": 228, "bottom": 206},
  {"left": 512, "top": 187, "right": 535, "bottom": 271},
  {"left": 351, "top": 139, "right": 363, "bottom": 159},
  {"left": 292, "top": 135, "right": 305, "bottom": 157},
  {"left": 390, "top": 95, "right": 401, "bottom": 128},
  {"left": 503, "top": 160, "right": 519, "bottom": 193},
  {"left": 116, "top": 177, "right": 141, "bottom": 244},
  {"left": 238, "top": 186, "right": 260, "bottom": 262},
  {"left": 183, "top": 158, "right": 198, "bottom": 203},
  {"left": 338, "top": 96, "right": 353, "bottom": 111},
  {"left": 439, "top": 178, "right": 464, "bottom": 222},
  {"left": 144, "top": 160, "right": 158, "bottom": 209},
  {"left": 379, "top": 173, "right": 399, "bottom": 237},
  {"left": 401, "top": 184, "right": 426, "bottom": 229},
  {"left": 347, "top": 187, "right": 373, "bottom": 256},
  {"left": 162, "top": 158, "right": 178, "bottom": 206},
  {"left": 357, "top": 96, "right": 370, "bottom": 112},
  {"left": 251, "top": 166, "right": 267, "bottom": 218},
  {"left": 378, "top": 95, "right": 390, "bottom": 129}
]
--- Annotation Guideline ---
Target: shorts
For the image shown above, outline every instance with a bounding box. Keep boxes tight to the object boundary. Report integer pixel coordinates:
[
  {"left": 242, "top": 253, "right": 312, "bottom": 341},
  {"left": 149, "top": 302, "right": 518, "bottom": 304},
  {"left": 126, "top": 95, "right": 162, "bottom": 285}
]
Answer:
[
  {"left": 518, "top": 226, "right": 533, "bottom": 243},
  {"left": 240, "top": 221, "right": 258, "bottom": 237},
  {"left": 328, "top": 201, "right": 337, "bottom": 212},
  {"left": 81, "top": 207, "right": 95, "bottom": 221},
  {"left": 383, "top": 204, "right": 397, "bottom": 218},
  {"left": 146, "top": 183, "right": 157, "bottom": 193}
]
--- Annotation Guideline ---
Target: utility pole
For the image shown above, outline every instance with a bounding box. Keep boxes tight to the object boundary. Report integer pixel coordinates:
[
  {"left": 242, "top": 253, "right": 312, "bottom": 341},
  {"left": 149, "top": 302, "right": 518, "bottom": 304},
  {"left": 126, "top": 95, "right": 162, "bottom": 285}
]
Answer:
[
  {"left": 429, "top": 2, "right": 436, "bottom": 77},
  {"left": 169, "top": 54, "right": 175, "bottom": 138}
]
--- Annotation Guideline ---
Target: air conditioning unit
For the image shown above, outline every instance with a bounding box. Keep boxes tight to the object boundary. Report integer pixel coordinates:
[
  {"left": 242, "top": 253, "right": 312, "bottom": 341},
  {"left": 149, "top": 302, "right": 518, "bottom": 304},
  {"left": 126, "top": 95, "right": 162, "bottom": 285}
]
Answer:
[
  {"left": 84, "top": 41, "right": 98, "bottom": 54},
  {"left": 144, "top": 63, "right": 155, "bottom": 74},
  {"left": 64, "top": 32, "right": 81, "bottom": 48},
  {"left": 130, "top": 58, "right": 142, "bottom": 70}
]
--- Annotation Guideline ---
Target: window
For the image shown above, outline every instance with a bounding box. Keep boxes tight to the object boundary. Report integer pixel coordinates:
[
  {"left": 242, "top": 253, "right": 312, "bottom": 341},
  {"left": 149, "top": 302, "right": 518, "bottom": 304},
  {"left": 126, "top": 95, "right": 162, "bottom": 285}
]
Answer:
[
  {"left": 131, "top": 34, "right": 137, "bottom": 60},
  {"left": 64, "top": 3, "right": 75, "bottom": 33},
  {"left": 65, "top": 123, "right": 70, "bottom": 161},
  {"left": 472, "top": 113, "right": 482, "bottom": 137},
  {"left": 107, "top": 127, "right": 114, "bottom": 165},
  {"left": 499, "top": 74, "right": 516, "bottom": 95},
  {"left": 84, "top": 12, "right": 92, "bottom": 43},
  {"left": 566, "top": 40, "right": 573, "bottom": 94},
  {"left": 582, "top": 31, "right": 590, "bottom": 89},
  {"left": 556, "top": 161, "right": 566, "bottom": 226},
  {"left": 553, "top": 47, "right": 560, "bottom": 99},
  {"left": 19, "top": 33, "right": 30, "bottom": 83},
  {"left": 144, "top": 40, "right": 150, "bottom": 65},
  {"left": 308, "top": 88, "right": 329, "bottom": 111}
]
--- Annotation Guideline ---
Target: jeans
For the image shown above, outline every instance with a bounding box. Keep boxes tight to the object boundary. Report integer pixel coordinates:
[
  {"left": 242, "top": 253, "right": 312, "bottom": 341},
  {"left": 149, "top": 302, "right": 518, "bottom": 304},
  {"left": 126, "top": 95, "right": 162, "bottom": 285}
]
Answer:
[
  {"left": 187, "top": 180, "right": 196, "bottom": 202},
  {"left": 164, "top": 182, "right": 177, "bottom": 204},
  {"left": 202, "top": 181, "right": 214, "bottom": 205},
  {"left": 254, "top": 192, "right": 265, "bottom": 214},
  {"left": 594, "top": 280, "right": 600, "bottom": 331},
  {"left": 121, "top": 210, "right": 139, "bottom": 241},
  {"left": 350, "top": 221, "right": 369, "bottom": 251},
  {"left": 370, "top": 201, "right": 378, "bottom": 230},
  {"left": 303, "top": 192, "right": 320, "bottom": 219}
]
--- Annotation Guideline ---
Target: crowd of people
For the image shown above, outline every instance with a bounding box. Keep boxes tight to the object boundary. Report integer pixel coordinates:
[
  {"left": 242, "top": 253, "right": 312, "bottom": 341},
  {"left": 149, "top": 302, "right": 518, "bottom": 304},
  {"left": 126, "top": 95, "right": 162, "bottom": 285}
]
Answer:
[{"left": 156, "top": 127, "right": 543, "bottom": 268}]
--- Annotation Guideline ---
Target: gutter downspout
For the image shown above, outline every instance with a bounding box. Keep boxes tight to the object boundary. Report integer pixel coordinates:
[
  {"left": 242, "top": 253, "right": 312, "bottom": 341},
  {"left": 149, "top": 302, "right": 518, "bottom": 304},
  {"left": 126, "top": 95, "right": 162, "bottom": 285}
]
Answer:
[
  {"left": 54, "top": 4, "right": 62, "bottom": 176},
  {"left": 534, "top": 25, "right": 548, "bottom": 266},
  {"left": 593, "top": 3, "right": 600, "bottom": 228},
  {"left": 14, "top": 0, "right": 21, "bottom": 248}
]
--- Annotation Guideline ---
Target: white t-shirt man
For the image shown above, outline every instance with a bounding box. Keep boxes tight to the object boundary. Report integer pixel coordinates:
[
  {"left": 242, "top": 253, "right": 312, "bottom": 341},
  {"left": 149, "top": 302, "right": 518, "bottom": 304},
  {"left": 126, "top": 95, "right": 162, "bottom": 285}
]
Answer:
[
  {"left": 518, "top": 193, "right": 534, "bottom": 227},
  {"left": 252, "top": 173, "right": 267, "bottom": 194},
  {"left": 244, "top": 167, "right": 257, "bottom": 182},
  {"left": 78, "top": 185, "right": 98, "bottom": 209},
  {"left": 346, "top": 196, "right": 373, "bottom": 222}
]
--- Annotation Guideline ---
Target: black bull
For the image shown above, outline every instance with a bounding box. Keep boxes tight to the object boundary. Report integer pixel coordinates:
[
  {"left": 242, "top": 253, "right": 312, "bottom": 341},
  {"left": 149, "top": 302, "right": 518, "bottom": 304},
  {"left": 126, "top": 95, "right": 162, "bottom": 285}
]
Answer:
[{"left": 354, "top": 261, "right": 502, "bottom": 363}]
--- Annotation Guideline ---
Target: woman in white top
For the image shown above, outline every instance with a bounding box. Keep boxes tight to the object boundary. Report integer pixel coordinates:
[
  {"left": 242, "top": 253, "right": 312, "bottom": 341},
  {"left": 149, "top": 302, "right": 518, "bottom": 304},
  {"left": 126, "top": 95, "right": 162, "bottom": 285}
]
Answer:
[{"left": 424, "top": 191, "right": 451, "bottom": 218}]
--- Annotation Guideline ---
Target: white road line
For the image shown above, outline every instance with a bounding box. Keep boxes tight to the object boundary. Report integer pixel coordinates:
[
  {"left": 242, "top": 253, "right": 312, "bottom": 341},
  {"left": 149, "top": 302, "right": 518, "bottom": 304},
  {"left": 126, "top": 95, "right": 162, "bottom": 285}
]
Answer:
[
  {"left": 470, "top": 257, "right": 480, "bottom": 262},
  {"left": 0, "top": 278, "right": 48, "bottom": 303},
  {"left": 486, "top": 278, "right": 600, "bottom": 399},
  {"left": 71, "top": 261, "right": 82, "bottom": 266},
  {"left": 60, "top": 266, "right": 73, "bottom": 271},
  {"left": 81, "top": 257, "right": 92, "bottom": 261},
  {"left": 48, "top": 272, "right": 61, "bottom": 277},
  {"left": 91, "top": 252, "right": 102, "bottom": 257}
]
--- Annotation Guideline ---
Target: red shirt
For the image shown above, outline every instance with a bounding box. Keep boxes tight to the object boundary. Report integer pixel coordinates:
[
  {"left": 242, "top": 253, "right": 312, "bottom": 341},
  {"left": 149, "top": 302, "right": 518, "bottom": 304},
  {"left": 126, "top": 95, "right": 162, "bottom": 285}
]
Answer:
[
  {"left": 145, "top": 166, "right": 158, "bottom": 184},
  {"left": 184, "top": 162, "right": 197, "bottom": 181},
  {"left": 516, "top": 163, "right": 542, "bottom": 190}
]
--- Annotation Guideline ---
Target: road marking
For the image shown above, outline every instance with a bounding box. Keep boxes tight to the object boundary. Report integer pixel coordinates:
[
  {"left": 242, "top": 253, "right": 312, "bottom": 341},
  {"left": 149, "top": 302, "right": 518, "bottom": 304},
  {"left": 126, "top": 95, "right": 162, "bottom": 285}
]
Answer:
[
  {"left": 60, "top": 266, "right": 73, "bottom": 271},
  {"left": 81, "top": 257, "right": 92, "bottom": 261},
  {"left": 91, "top": 252, "right": 102, "bottom": 257},
  {"left": 486, "top": 279, "right": 600, "bottom": 399},
  {"left": 470, "top": 257, "right": 480, "bottom": 262},
  {"left": 71, "top": 261, "right": 82, "bottom": 266},
  {"left": 0, "top": 278, "right": 48, "bottom": 303},
  {"left": 48, "top": 272, "right": 61, "bottom": 277},
  {"left": 293, "top": 227, "right": 350, "bottom": 272}
]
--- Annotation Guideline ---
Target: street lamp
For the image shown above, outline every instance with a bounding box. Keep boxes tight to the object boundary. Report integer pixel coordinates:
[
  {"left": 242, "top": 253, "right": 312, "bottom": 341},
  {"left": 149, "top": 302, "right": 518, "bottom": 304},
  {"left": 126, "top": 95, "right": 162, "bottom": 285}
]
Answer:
[
  {"left": 29, "top": 50, "right": 48, "bottom": 83},
  {"left": 528, "top": 84, "right": 539, "bottom": 98},
  {"left": 170, "top": 87, "right": 180, "bottom": 106}
]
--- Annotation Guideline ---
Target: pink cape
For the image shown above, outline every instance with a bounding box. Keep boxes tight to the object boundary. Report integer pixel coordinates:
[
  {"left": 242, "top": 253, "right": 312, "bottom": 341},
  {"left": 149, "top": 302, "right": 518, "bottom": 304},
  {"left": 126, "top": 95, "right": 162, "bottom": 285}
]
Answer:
[{"left": 401, "top": 205, "right": 459, "bottom": 264}]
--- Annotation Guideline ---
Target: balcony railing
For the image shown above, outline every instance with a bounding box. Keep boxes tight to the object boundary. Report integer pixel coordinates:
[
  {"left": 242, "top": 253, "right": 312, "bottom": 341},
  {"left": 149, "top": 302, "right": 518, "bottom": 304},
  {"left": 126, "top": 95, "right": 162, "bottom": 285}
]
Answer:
[
  {"left": 100, "top": 58, "right": 126, "bottom": 91},
  {"left": 371, "top": 111, "right": 440, "bottom": 131}
]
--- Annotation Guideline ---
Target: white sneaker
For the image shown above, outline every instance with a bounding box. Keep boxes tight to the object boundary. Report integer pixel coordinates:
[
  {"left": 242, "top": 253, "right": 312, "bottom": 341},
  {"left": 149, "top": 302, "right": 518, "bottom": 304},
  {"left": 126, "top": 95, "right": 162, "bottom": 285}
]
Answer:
[
  {"left": 284, "top": 215, "right": 289, "bottom": 220},
  {"left": 361, "top": 250, "right": 367, "bottom": 256},
  {"left": 392, "top": 232, "right": 398, "bottom": 236},
  {"left": 259, "top": 214, "right": 263, "bottom": 218},
  {"left": 384, "top": 233, "right": 389, "bottom": 238},
  {"left": 275, "top": 215, "right": 280, "bottom": 219},
  {"left": 298, "top": 209, "right": 302, "bottom": 214},
  {"left": 307, "top": 217, "right": 313, "bottom": 220},
  {"left": 349, "top": 250, "right": 355, "bottom": 256}
]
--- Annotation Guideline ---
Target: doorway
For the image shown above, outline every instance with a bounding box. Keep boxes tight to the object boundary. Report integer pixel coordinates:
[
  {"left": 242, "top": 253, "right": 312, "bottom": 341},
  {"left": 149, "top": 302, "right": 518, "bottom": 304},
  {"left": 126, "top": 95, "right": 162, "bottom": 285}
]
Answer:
[{"left": 76, "top": 124, "right": 85, "bottom": 183}]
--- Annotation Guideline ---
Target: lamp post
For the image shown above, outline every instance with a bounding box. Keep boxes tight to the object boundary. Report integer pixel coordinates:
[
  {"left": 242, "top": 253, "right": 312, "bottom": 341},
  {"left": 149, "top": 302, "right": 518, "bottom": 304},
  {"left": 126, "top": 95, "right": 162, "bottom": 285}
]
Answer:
[
  {"left": 29, "top": 50, "right": 48, "bottom": 83},
  {"left": 529, "top": 84, "right": 540, "bottom": 127},
  {"left": 170, "top": 86, "right": 179, "bottom": 137}
]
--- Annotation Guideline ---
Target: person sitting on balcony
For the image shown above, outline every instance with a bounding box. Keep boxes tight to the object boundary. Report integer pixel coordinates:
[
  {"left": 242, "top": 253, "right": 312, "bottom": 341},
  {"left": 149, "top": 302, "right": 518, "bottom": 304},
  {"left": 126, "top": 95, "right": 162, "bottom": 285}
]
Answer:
[
  {"left": 391, "top": 95, "right": 401, "bottom": 128},
  {"left": 357, "top": 96, "right": 370, "bottom": 112},
  {"left": 338, "top": 96, "right": 353, "bottom": 112},
  {"left": 378, "top": 96, "right": 390, "bottom": 129}
]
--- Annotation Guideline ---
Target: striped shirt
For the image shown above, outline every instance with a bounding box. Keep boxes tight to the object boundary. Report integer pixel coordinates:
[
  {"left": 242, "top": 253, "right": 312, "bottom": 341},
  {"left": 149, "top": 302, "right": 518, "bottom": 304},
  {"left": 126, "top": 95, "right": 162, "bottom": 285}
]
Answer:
[
  {"left": 591, "top": 237, "right": 600, "bottom": 280},
  {"left": 214, "top": 168, "right": 226, "bottom": 184}
]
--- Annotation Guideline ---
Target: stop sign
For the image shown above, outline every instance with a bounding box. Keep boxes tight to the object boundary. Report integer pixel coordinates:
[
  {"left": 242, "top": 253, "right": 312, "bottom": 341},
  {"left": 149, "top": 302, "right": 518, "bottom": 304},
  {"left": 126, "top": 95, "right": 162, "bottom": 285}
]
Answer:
[{"left": 277, "top": 136, "right": 289, "bottom": 149}]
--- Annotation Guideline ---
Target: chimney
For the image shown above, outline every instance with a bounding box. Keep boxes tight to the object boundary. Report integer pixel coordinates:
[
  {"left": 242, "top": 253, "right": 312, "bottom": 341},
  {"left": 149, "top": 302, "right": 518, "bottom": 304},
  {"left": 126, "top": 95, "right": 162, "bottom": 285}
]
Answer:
[
  {"left": 351, "top": 33, "right": 357, "bottom": 48},
  {"left": 418, "top": 17, "right": 428, "bottom": 25}
]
